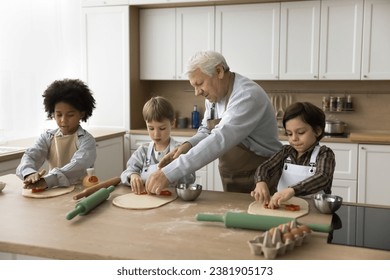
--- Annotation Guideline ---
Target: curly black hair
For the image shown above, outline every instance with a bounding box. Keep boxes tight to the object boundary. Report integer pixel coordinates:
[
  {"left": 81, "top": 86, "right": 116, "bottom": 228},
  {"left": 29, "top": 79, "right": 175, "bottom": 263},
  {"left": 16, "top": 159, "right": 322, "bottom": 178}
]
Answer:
[{"left": 42, "top": 79, "right": 96, "bottom": 122}]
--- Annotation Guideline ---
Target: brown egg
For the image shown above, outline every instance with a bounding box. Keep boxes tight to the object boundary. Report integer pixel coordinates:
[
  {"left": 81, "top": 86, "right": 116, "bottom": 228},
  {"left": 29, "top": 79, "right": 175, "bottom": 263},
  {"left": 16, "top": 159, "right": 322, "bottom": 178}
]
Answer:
[
  {"left": 299, "top": 225, "right": 312, "bottom": 234},
  {"left": 282, "top": 232, "right": 295, "bottom": 243},
  {"left": 267, "top": 227, "right": 275, "bottom": 236},
  {"left": 290, "top": 227, "right": 304, "bottom": 237},
  {"left": 278, "top": 223, "right": 290, "bottom": 232}
]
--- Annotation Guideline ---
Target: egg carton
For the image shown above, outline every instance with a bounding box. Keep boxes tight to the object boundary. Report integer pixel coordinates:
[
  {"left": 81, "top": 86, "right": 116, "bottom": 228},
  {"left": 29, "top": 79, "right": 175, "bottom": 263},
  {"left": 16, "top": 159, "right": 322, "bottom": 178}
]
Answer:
[{"left": 247, "top": 220, "right": 311, "bottom": 259}]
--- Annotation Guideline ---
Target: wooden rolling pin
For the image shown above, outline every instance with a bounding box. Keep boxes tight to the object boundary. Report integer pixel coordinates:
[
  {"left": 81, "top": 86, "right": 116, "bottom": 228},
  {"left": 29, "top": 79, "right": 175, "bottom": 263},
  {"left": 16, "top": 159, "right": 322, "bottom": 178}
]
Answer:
[{"left": 73, "top": 176, "right": 121, "bottom": 200}]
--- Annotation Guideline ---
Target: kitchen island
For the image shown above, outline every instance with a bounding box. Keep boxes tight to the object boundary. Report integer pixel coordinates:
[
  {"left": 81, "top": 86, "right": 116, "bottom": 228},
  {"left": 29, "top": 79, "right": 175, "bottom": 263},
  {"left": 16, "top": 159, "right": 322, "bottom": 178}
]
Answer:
[{"left": 1, "top": 174, "right": 389, "bottom": 260}]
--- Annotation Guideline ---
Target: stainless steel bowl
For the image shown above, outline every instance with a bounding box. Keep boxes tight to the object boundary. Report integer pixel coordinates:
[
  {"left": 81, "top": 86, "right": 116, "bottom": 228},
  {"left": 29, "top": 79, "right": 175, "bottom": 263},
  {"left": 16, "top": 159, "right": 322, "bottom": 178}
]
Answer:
[
  {"left": 313, "top": 193, "right": 343, "bottom": 214},
  {"left": 176, "top": 183, "right": 202, "bottom": 201},
  {"left": 325, "top": 120, "right": 347, "bottom": 135}
]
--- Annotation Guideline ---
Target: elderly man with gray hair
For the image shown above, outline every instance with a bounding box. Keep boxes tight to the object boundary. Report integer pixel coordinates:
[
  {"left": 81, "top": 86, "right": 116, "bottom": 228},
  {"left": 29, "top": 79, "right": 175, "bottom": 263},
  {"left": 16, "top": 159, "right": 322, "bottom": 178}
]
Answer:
[{"left": 146, "top": 50, "right": 282, "bottom": 194}]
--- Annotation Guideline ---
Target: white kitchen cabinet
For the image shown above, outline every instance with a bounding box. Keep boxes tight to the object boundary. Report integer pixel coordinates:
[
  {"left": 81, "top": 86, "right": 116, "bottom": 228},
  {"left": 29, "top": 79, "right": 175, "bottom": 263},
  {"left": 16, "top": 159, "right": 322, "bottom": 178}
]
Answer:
[
  {"left": 361, "top": 0, "right": 390, "bottom": 80},
  {"left": 82, "top": 0, "right": 129, "bottom": 7},
  {"left": 279, "top": 1, "right": 320, "bottom": 80},
  {"left": 331, "top": 179, "right": 357, "bottom": 203},
  {"left": 215, "top": 3, "right": 280, "bottom": 80},
  {"left": 140, "top": 8, "right": 176, "bottom": 80},
  {"left": 320, "top": 143, "right": 358, "bottom": 203},
  {"left": 176, "top": 6, "right": 215, "bottom": 79},
  {"left": 0, "top": 158, "right": 20, "bottom": 176},
  {"left": 81, "top": 6, "right": 130, "bottom": 129},
  {"left": 358, "top": 144, "right": 390, "bottom": 206},
  {"left": 140, "top": 6, "right": 214, "bottom": 80},
  {"left": 319, "top": 0, "right": 364, "bottom": 80},
  {"left": 130, "top": 0, "right": 215, "bottom": 4},
  {"left": 128, "top": 133, "right": 223, "bottom": 191},
  {"left": 324, "top": 143, "right": 358, "bottom": 181},
  {"left": 94, "top": 136, "right": 125, "bottom": 181}
]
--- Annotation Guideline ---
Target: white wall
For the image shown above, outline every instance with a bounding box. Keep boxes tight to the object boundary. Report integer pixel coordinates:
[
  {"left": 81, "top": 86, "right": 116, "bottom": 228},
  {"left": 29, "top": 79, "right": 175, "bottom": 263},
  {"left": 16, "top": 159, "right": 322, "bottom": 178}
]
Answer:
[{"left": 0, "top": 0, "right": 82, "bottom": 142}]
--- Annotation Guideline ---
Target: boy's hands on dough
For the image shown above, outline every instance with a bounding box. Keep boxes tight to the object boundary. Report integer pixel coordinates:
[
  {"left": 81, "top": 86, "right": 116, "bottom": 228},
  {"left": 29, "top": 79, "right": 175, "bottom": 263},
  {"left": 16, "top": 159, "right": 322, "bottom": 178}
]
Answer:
[
  {"left": 250, "top": 182, "right": 271, "bottom": 205},
  {"left": 23, "top": 178, "right": 48, "bottom": 191},
  {"left": 23, "top": 170, "right": 46, "bottom": 187},
  {"left": 130, "top": 174, "right": 145, "bottom": 194},
  {"left": 267, "top": 188, "right": 295, "bottom": 209}
]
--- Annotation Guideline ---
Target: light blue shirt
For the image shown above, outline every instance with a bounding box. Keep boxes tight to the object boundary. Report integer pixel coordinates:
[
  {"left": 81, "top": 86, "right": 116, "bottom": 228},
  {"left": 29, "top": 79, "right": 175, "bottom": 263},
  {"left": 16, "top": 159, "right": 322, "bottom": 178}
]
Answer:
[
  {"left": 16, "top": 126, "right": 96, "bottom": 188},
  {"left": 163, "top": 73, "right": 282, "bottom": 183}
]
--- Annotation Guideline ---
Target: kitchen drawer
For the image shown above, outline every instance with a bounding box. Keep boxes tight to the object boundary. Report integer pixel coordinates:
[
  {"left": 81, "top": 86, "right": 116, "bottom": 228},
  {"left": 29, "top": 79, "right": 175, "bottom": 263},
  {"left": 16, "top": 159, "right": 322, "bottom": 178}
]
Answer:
[{"left": 331, "top": 179, "right": 357, "bottom": 203}]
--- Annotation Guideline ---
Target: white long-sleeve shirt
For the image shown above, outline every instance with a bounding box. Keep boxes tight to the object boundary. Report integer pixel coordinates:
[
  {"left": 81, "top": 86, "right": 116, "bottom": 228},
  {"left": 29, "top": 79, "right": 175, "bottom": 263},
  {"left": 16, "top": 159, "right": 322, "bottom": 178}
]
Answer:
[
  {"left": 16, "top": 126, "right": 96, "bottom": 187},
  {"left": 163, "top": 73, "right": 282, "bottom": 183}
]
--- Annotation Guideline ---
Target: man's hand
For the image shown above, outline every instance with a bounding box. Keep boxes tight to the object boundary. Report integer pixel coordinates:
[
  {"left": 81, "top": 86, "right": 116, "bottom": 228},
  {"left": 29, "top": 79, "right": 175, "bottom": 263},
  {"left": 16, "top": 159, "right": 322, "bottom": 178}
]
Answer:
[
  {"left": 145, "top": 169, "right": 170, "bottom": 195},
  {"left": 158, "top": 142, "right": 192, "bottom": 169}
]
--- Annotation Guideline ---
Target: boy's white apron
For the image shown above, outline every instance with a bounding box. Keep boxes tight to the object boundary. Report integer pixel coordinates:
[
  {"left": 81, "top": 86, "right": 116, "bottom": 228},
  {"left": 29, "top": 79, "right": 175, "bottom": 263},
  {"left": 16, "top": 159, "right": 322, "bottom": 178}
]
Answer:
[{"left": 277, "top": 145, "right": 320, "bottom": 191}]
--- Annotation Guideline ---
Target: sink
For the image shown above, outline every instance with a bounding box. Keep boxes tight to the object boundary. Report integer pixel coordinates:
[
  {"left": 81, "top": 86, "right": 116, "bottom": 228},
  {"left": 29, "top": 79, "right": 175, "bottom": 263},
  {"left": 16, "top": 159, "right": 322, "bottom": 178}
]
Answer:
[{"left": 0, "top": 146, "right": 26, "bottom": 155}]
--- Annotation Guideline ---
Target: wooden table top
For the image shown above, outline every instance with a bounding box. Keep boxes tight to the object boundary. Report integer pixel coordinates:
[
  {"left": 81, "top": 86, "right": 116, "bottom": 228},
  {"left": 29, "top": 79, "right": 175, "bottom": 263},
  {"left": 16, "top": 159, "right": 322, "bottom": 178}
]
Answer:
[{"left": 1, "top": 174, "right": 389, "bottom": 260}]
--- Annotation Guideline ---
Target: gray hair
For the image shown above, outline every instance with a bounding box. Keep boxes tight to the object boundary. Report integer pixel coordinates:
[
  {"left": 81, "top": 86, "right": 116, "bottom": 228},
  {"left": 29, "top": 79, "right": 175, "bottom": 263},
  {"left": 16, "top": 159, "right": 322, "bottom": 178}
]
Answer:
[{"left": 186, "top": 50, "right": 230, "bottom": 77}]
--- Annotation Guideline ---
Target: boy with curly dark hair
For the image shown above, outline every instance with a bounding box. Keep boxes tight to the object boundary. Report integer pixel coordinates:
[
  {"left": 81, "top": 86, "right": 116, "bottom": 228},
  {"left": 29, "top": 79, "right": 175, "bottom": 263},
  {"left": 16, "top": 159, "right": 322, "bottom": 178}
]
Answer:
[{"left": 16, "top": 79, "right": 97, "bottom": 191}]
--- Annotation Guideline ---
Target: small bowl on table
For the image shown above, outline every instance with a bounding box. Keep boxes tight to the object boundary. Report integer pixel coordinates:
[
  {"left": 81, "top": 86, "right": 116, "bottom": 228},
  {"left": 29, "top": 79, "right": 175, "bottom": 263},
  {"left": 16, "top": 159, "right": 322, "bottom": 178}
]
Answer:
[
  {"left": 176, "top": 183, "right": 202, "bottom": 201},
  {"left": 313, "top": 193, "right": 343, "bottom": 214}
]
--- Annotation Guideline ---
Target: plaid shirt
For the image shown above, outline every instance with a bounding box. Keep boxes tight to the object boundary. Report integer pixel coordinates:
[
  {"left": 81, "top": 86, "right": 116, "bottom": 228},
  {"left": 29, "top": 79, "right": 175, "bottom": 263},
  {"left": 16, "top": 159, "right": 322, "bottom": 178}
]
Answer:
[{"left": 255, "top": 143, "right": 335, "bottom": 196}]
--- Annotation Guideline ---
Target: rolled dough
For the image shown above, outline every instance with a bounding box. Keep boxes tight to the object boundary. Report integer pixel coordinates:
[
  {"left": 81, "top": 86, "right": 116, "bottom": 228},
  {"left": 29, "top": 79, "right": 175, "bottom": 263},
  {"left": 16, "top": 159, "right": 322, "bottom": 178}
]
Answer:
[
  {"left": 112, "top": 189, "right": 177, "bottom": 210},
  {"left": 248, "top": 196, "right": 309, "bottom": 219},
  {"left": 22, "top": 186, "right": 75, "bottom": 198}
]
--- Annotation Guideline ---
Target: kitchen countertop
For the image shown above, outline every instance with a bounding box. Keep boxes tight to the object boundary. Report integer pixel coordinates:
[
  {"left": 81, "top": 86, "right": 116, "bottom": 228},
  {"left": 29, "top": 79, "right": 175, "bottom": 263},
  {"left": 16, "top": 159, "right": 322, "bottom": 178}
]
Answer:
[
  {"left": 1, "top": 173, "right": 389, "bottom": 260},
  {"left": 0, "top": 127, "right": 126, "bottom": 162},
  {"left": 130, "top": 128, "right": 384, "bottom": 144}
]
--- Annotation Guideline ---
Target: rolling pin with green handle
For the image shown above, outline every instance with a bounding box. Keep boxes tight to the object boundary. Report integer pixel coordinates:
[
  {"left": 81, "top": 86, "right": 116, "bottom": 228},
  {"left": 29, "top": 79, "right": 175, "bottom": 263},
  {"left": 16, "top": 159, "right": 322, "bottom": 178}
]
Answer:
[
  {"left": 66, "top": 185, "right": 115, "bottom": 220},
  {"left": 196, "top": 212, "right": 331, "bottom": 233}
]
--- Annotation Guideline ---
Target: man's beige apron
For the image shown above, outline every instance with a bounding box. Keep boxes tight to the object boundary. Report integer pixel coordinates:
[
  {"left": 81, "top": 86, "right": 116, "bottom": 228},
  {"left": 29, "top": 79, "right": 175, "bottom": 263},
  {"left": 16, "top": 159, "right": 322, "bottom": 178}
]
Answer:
[
  {"left": 208, "top": 119, "right": 269, "bottom": 193},
  {"left": 48, "top": 132, "right": 78, "bottom": 170},
  {"left": 207, "top": 76, "right": 269, "bottom": 193}
]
